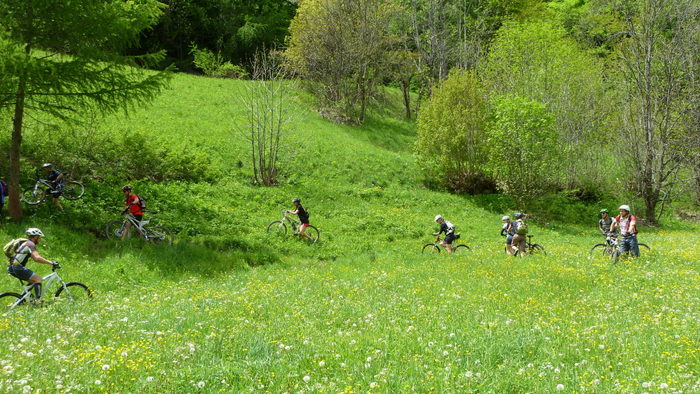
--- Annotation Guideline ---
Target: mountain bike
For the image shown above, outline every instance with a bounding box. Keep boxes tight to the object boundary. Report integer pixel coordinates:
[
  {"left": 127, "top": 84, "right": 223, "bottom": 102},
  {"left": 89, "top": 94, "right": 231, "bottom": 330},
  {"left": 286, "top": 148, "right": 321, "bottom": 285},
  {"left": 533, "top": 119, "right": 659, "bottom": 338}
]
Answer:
[
  {"left": 105, "top": 212, "right": 173, "bottom": 245},
  {"left": 266, "top": 210, "right": 320, "bottom": 243},
  {"left": 513, "top": 234, "right": 546, "bottom": 256},
  {"left": 590, "top": 233, "right": 649, "bottom": 262},
  {"left": 421, "top": 235, "right": 470, "bottom": 254},
  {"left": 22, "top": 172, "right": 85, "bottom": 205},
  {"left": 0, "top": 264, "right": 91, "bottom": 309}
]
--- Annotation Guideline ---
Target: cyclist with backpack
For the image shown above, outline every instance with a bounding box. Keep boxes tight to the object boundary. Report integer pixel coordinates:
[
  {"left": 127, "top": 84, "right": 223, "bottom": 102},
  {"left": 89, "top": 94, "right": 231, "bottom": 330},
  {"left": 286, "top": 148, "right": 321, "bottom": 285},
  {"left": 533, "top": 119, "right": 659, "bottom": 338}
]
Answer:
[
  {"left": 500, "top": 216, "right": 516, "bottom": 255},
  {"left": 433, "top": 215, "right": 458, "bottom": 253},
  {"left": 598, "top": 209, "right": 613, "bottom": 236},
  {"left": 610, "top": 204, "right": 639, "bottom": 257},
  {"left": 285, "top": 198, "right": 312, "bottom": 241},
  {"left": 42, "top": 163, "right": 64, "bottom": 211},
  {"left": 511, "top": 213, "right": 528, "bottom": 256},
  {"left": 120, "top": 185, "right": 145, "bottom": 240},
  {"left": 5, "top": 228, "right": 59, "bottom": 300}
]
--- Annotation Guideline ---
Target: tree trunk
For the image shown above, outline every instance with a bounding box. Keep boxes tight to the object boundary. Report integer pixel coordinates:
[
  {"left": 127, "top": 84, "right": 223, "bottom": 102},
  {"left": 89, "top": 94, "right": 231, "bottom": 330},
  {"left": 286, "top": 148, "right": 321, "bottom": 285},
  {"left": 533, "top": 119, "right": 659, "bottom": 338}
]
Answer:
[
  {"left": 8, "top": 74, "right": 27, "bottom": 221},
  {"left": 401, "top": 79, "right": 411, "bottom": 119}
]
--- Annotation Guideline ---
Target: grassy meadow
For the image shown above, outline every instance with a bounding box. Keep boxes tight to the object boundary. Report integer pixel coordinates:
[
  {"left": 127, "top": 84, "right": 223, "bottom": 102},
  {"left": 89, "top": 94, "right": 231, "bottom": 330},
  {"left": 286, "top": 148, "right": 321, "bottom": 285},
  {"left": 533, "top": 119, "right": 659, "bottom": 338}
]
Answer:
[{"left": 1, "top": 74, "right": 699, "bottom": 392}]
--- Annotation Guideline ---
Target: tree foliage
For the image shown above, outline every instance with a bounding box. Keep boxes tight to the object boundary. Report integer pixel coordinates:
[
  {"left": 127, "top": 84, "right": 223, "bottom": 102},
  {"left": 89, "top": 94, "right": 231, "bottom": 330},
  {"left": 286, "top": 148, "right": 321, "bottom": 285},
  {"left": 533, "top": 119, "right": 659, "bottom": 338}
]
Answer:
[
  {"left": 481, "top": 21, "right": 609, "bottom": 190},
  {"left": 611, "top": 0, "right": 700, "bottom": 224},
  {"left": 131, "top": 0, "right": 297, "bottom": 71},
  {"left": 415, "top": 69, "right": 493, "bottom": 193},
  {"left": 0, "top": 0, "right": 172, "bottom": 220},
  {"left": 285, "top": 0, "right": 400, "bottom": 124},
  {"left": 485, "top": 95, "right": 563, "bottom": 202}
]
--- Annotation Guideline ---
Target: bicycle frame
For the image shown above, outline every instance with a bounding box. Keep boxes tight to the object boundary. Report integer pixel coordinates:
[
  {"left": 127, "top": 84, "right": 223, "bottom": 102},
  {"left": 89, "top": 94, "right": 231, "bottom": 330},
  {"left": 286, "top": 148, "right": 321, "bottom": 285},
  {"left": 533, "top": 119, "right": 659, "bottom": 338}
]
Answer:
[
  {"left": 280, "top": 211, "right": 301, "bottom": 232},
  {"left": 7, "top": 271, "right": 73, "bottom": 309},
  {"left": 120, "top": 213, "right": 147, "bottom": 234}
]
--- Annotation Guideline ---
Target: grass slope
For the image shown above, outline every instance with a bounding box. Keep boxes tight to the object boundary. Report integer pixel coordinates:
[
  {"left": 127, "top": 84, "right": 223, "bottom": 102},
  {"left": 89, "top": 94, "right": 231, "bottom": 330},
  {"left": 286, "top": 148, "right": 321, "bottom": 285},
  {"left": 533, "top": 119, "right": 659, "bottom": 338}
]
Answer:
[{"left": 1, "top": 74, "right": 699, "bottom": 392}]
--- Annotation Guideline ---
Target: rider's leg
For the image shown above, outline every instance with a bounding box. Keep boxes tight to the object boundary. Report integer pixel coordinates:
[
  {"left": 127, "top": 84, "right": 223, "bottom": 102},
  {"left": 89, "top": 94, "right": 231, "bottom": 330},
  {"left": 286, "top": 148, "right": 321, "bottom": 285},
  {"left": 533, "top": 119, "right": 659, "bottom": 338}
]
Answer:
[
  {"left": 505, "top": 235, "right": 513, "bottom": 255},
  {"left": 629, "top": 236, "right": 640, "bottom": 257},
  {"left": 53, "top": 196, "right": 64, "bottom": 211},
  {"left": 121, "top": 221, "right": 133, "bottom": 241},
  {"left": 299, "top": 223, "right": 311, "bottom": 240},
  {"left": 27, "top": 273, "right": 43, "bottom": 299}
]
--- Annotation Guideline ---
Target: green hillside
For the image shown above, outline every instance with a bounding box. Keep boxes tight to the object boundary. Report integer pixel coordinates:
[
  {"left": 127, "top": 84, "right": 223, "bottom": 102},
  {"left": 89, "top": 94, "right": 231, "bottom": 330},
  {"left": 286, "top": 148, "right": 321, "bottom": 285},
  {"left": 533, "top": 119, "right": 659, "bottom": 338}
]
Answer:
[{"left": 1, "top": 74, "right": 698, "bottom": 392}]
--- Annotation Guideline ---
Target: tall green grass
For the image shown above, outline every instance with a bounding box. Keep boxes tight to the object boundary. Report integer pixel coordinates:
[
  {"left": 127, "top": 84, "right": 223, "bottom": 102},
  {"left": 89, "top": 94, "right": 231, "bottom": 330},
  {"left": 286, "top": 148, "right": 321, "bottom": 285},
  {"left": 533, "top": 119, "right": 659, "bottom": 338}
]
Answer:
[{"left": 0, "top": 73, "right": 698, "bottom": 392}]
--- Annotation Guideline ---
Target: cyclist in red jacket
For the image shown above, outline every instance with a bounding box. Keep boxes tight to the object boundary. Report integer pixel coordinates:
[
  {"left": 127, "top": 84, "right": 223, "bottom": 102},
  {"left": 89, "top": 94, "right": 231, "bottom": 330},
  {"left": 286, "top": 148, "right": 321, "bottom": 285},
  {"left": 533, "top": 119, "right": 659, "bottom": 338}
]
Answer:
[{"left": 120, "top": 185, "right": 144, "bottom": 240}]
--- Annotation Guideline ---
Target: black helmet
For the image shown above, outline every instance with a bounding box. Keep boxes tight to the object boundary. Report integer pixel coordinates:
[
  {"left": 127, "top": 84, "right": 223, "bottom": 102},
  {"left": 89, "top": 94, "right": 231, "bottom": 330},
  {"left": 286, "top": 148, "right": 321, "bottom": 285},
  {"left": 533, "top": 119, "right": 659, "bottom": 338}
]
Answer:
[
  {"left": 292, "top": 197, "right": 301, "bottom": 203},
  {"left": 121, "top": 185, "right": 133, "bottom": 192},
  {"left": 514, "top": 212, "right": 524, "bottom": 219},
  {"left": 42, "top": 163, "right": 52, "bottom": 168}
]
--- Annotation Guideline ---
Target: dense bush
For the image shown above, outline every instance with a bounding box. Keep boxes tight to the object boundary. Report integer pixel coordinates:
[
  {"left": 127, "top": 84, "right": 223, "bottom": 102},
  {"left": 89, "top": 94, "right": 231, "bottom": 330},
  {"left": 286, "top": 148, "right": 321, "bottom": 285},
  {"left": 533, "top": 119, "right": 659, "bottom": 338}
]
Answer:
[
  {"left": 190, "top": 46, "right": 249, "bottom": 79},
  {"left": 485, "top": 95, "right": 564, "bottom": 203},
  {"left": 17, "top": 125, "right": 219, "bottom": 183},
  {"left": 415, "top": 69, "right": 494, "bottom": 194}
]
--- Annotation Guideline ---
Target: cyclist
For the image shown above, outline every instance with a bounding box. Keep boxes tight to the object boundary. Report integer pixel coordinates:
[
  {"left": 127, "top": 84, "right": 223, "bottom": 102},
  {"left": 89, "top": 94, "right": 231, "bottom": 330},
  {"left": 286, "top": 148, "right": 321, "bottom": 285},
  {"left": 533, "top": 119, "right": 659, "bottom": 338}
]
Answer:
[
  {"left": 610, "top": 204, "right": 639, "bottom": 257},
  {"left": 42, "top": 163, "right": 64, "bottom": 211},
  {"left": 7, "top": 228, "right": 59, "bottom": 300},
  {"left": 511, "top": 213, "right": 527, "bottom": 256},
  {"left": 285, "top": 198, "right": 312, "bottom": 240},
  {"left": 120, "top": 185, "right": 145, "bottom": 240},
  {"left": 598, "top": 209, "right": 613, "bottom": 236},
  {"left": 433, "top": 215, "right": 457, "bottom": 253},
  {"left": 500, "top": 215, "right": 515, "bottom": 255}
]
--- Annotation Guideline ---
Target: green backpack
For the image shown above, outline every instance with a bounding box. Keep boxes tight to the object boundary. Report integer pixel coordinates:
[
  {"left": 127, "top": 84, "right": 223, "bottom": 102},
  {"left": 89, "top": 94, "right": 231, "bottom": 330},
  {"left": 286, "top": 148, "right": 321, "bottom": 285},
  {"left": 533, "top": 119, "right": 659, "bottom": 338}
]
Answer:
[
  {"left": 3, "top": 238, "right": 27, "bottom": 261},
  {"left": 515, "top": 219, "right": 528, "bottom": 235}
]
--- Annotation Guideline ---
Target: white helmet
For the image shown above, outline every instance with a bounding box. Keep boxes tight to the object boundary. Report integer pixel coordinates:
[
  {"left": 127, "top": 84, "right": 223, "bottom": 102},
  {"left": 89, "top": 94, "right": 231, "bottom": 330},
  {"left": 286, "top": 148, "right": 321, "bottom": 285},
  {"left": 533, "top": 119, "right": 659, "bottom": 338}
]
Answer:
[
  {"left": 502, "top": 216, "right": 510, "bottom": 221},
  {"left": 26, "top": 228, "right": 45, "bottom": 237},
  {"left": 619, "top": 204, "right": 630, "bottom": 212},
  {"left": 434, "top": 215, "right": 443, "bottom": 222}
]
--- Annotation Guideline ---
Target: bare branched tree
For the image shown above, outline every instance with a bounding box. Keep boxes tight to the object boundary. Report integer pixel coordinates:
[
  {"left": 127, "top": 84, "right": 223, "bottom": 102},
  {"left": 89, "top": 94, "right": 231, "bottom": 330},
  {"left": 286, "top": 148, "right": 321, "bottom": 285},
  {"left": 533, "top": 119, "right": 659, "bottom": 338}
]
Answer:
[
  {"left": 240, "top": 51, "right": 296, "bottom": 186},
  {"left": 615, "top": 0, "right": 699, "bottom": 224}
]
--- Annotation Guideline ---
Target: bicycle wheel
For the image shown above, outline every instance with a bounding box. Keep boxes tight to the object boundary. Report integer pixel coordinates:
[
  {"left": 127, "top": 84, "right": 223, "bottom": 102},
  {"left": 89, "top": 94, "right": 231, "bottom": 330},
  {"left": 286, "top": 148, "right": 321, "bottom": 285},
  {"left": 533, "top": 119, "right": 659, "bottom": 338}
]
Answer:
[
  {"left": 0, "top": 292, "right": 25, "bottom": 308},
  {"left": 453, "top": 244, "right": 470, "bottom": 253},
  {"left": 266, "top": 221, "right": 287, "bottom": 235},
  {"left": 147, "top": 225, "right": 173, "bottom": 245},
  {"left": 530, "top": 244, "right": 546, "bottom": 256},
  {"left": 105, "top": 220, "right": 128, "bottom": 239},
  {"left": 54, "top": 282, "right": 92, "bottom": 300},
  {"left": 21, "top": 186, "right": 46, "bottom": 205},
  {"left": 302, "top": 225, "right": 320, "bottom": 243},
  {"left": 589, "top": 243, "right": 610, "bottom": 256},
  {"left": 638, "top": 243, "right": 650, "bottom": 251},
  {"left": 422, "top": 244, "right": 441, "bottom": 254},
  {"left": 61, "top": 181, "right": 85, "bottom": 200}
]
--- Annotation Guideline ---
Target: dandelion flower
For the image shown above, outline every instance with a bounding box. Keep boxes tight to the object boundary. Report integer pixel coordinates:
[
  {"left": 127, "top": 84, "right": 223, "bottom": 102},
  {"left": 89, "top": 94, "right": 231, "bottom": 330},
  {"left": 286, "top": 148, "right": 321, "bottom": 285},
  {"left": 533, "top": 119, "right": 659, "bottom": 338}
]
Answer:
[
  {"left": 659, "top": 383, "right": 668, "bottom": 389},
  {"left": 197, "top": 381, "right": 205, "bottom": 388},
  {"left": 318, "top": 361, "right": 326, "bottom": 367},
  {"left": 642, "top": 382, "right": 652, "bottom": 388},
  {"left": 556, "top": 384, "right": 565, "bottom": 391},
  {"left": 102, "top": 364, "right": 110, "bottom": 371},
  {"left": 303, "top": 376, "right": 311, "bottom": 383},
  {"left": 95, "top": 380, "right": 102, "bottom": 385},
  {"left": 370, "top": 382, "right": 378, "bottom": 388}
]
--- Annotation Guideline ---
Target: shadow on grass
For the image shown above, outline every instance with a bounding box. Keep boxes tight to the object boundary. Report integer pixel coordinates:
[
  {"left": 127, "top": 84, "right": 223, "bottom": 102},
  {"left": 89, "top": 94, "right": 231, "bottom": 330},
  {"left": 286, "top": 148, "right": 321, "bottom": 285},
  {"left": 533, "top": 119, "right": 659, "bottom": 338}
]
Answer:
[
  {"left": 337, "top": 112, "right": 416, "bottom": 153},
  {"left": 94, "top": 236, "right": 282, "bottom": 279}
]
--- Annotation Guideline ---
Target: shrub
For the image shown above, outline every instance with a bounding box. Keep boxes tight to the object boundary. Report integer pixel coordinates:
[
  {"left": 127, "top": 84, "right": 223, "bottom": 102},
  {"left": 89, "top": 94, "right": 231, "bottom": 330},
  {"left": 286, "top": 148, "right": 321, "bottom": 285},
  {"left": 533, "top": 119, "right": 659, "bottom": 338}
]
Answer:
[
  {"left": 485, "top": 95, "right": 564, "bottom": 203},
  {"left": 190, "top": 45, "right": 248, "bottom": 79},
  {"left": 415, "top": 69, "right": 493, "bottom": 193}
]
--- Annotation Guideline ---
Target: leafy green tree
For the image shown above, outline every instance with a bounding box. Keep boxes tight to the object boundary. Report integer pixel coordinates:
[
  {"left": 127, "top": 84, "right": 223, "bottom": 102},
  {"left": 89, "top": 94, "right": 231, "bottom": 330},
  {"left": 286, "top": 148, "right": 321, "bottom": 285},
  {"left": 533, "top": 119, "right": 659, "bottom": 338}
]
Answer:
[
  {"left": 0, "top": 0, "right": 172, "bottom": 220},
  {"left": 481, "top": 21, "right": 609, "bottom": 191},
  {"left": 132, "top": 0, "right": 297, "bottom": 71},
  {"left": 415, "top": 69, "right": 492, "bottom": 193},
  {"left": 485, "top": 95, "right": 563, "bottom": 203},
  {"left": 285, "top": 0, "right": 400, "bottom": 124}
]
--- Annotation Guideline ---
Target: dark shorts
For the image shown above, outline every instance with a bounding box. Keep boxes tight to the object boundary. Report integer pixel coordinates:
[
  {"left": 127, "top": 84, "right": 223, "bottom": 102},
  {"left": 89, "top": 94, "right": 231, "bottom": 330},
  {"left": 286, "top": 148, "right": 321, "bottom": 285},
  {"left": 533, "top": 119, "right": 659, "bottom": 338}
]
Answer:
[
  {"left": 8, "top": 264, "right": 34, "bottom": 281},
  {"left": 505, "top": 234, "right": 513, "bottom": 245},
  {"left": 133, "top": 214, "right": 143, "bottom": 222},
  {"left": 443, "top": 233, "right": 456, "bottom": 245}
]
